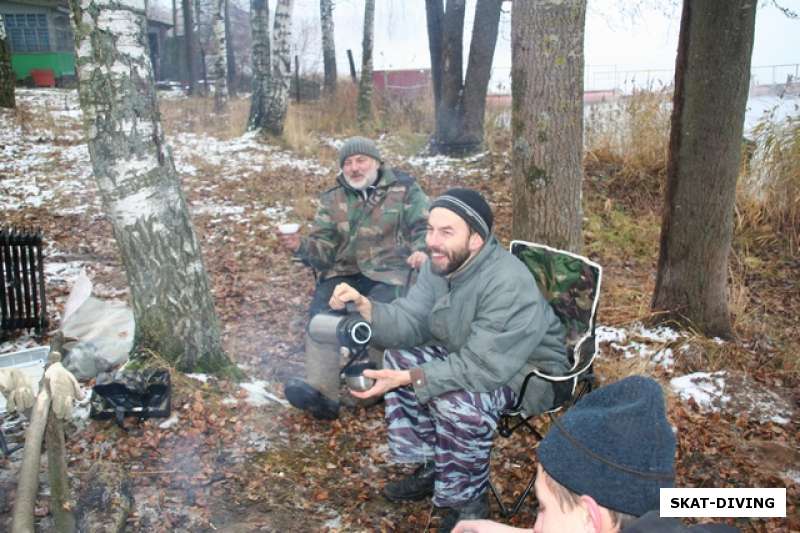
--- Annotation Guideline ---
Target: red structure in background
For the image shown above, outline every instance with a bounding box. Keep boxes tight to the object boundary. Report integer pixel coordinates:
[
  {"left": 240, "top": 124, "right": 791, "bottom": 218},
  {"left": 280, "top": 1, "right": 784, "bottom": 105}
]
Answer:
[
  {"left": 372, "top": 69, "right": 431, "bottom": 98},
  {"left": 29, "top": 69, "right": 56, "bottom": 88}
]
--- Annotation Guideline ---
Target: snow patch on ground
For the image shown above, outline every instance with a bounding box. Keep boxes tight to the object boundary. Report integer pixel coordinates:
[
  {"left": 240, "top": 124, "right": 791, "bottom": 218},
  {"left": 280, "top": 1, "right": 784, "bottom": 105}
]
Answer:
[
  {"left": 670, "top": 371, "right": 730, "bottom": 411},
  {"left": 670, "top": 371, "right": 794, "bottom": 425},
  {"left": 597, "top": 323, "right": 681, "bottom": 369},
  {"left": 45, "top": 261, "right": 86, "bottom": 285},
  {"left": 406, "top": 153, "right": 480, "bottom": 176},
  {"left": 237, "top": 380, "right": 290, "bottom": 407},
  {"left": 158, "top": 414, "right": 180, "bottom": 429}
]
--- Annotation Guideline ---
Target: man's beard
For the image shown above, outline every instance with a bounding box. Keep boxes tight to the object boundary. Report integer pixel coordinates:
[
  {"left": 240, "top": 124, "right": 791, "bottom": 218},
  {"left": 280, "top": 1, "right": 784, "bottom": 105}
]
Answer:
[
  {"left": 429, "top": 243, "right": 471, "bottom": 276},
  {"left": 344, "top": 167, "right": 378, "bottom": 191}
]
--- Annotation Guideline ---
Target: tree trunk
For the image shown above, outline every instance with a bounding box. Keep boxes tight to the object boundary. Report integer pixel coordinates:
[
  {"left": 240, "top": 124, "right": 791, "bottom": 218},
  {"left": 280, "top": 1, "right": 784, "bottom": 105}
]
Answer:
[
  {"left": 428, "top": 0, "right": 501, "bottom": 156},
  {"left": 68, "top": 0, "right": 233, "bottom": 374},
  {"left": 182, "top": 0, "right": 197, "bottom": 95},
  {"left": 225, "top": 0, "right": 237, "bottom": 97},
  {"left": 357, "top": 0, "right": 375, "bottom": 127},
  {"left": 211, "top": 0, "right": 229, "bottom": 111},
  {"left": 172, "top": 0, "right": 178, "bottom": 36},
  {"left": 196, "top": 0, "right": 228, "bottom": 107},
  {"left": 263, "top": 0, "right": 293, "bottom": 135},
  {"left": 652, "top": 0, "right": 756, "bottom": 338},
  {"left": 0, "top": 14, "right": 15, "bottom": 109},
  {"left": 247, "top": 0, "right": 270, "bottom": 130},
  {"left": 320, "top": 0, "right": 337, "bottom": 95},
  {"left": 424, "top": 0, "right": 444, "bottom": 119},
  {"left": 462, "top": 0, "right": 502, "bottom": 146},
  {"left": 435, "top": 0, "right": 466, "bottom": 152},
  {"left": 510, "top": 0, "right": 586, "bottom": 253}
]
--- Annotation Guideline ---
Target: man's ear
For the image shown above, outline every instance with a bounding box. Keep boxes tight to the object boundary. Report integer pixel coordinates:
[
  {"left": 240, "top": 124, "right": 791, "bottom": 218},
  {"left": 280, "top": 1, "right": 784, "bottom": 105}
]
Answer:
[
  {"left": 579, "top": 495, "right": 605, "bottom": 533},
  {"left": 468, "top": 232, "right": 484, "bottom": 252}
]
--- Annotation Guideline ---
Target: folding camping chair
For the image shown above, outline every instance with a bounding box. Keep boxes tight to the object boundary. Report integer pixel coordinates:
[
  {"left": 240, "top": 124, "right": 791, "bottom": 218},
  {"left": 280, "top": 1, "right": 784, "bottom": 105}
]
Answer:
[{"left": 488, "top": 240, "right": 603, "bottom": 517}]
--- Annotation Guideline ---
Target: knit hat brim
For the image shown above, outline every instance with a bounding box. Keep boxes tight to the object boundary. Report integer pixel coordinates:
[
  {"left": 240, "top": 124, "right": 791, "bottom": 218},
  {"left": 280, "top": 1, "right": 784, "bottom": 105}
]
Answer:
[{"left": 338, "top": 137, "right": 382, "bottom": 168}]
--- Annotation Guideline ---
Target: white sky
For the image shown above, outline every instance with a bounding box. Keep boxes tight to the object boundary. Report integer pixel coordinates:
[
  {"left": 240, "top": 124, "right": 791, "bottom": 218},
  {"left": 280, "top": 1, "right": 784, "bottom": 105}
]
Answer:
[{"left": 285, "top": 0, "right": 799, "bottom": 91}]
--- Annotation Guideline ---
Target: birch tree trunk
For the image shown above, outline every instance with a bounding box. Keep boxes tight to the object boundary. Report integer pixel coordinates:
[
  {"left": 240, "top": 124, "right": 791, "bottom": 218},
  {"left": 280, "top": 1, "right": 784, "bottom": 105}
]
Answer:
[
  {"left": 426, "top": 0, "right": 502, "bottom": 155},
  {"left": 196, "top": 0, "right": 228, "bottom": 109},
  {"left": 0, "top": 14, "right": 15, "bottom": 109},
  {"left": 511, "top": 0, "right": 586, "bottom": 253},
  {"left": 652, "top": 0, "right": 756, "bottom": 338},
  {"left": 68, "top": 0, "right": 234, "bottom": 374},
  {"left": 210, "top": 0, "right": 229, "bottom": 111},
  {"left": 247, "top": 0, "right": 270, "bottom": 130},
  {"left": 356, "top": 0, "right": 375, "bottom": 127},
  {"left": 263, "top": 0, "right": 293, "bottom": 135},
  {"left": 182, "top": 0, "right": 197, "bottom": 95},
  {"left": 320, "top": 0, "right": 337, "bottom": 95},
  {"left": 224, "top": 0, "right": 236, "bottom": 96}
]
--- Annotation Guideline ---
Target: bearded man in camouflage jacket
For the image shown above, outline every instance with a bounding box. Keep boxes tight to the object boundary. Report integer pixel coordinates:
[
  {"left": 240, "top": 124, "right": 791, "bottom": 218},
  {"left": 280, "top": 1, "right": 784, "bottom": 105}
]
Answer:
[{"left": 279, "top": 137, "right": 430, "bottom": 420}]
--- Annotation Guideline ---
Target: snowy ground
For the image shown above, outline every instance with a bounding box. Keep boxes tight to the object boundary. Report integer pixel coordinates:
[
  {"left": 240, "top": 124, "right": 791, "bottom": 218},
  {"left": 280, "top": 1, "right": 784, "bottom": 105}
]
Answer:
[
  {"left": 1, "top": 87, "right": 797, "bottom": 532},
  {"left": 2, "top": 88, "right": 797, "bottom": 427}
]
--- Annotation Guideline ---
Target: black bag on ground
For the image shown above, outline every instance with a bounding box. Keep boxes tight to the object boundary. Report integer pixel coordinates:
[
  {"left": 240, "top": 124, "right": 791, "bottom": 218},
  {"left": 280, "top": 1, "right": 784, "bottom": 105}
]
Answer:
[{"left": 89, "top": 368, "right": 171, "bottom": 429}]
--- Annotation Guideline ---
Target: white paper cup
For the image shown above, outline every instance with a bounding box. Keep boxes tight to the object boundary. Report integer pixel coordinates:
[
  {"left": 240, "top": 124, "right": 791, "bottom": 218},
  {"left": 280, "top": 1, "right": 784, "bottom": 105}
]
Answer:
[{"left": 278, "top": 223, "right": 300, "bottom": 235}]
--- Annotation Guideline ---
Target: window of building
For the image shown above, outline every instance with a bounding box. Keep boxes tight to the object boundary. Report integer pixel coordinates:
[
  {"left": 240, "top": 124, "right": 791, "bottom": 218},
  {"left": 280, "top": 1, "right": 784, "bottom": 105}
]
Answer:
[
  {"left": 2, "top": 13, "right": 50, "bottom": 52},
  {"left": 52, "top": 14, "right": 73, "bottom": 52}
]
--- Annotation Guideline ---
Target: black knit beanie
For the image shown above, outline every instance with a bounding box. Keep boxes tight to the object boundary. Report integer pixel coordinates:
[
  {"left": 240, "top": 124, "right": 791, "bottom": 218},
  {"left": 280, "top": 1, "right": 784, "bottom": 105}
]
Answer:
[
  {"left": 338, "top": 136, "right": 382, "bottom": 168},
  {"left": 430, "top": 188, "right": 493, "bottom": 239},
  {"left": 537, "top": 376, "right": 676, "bottom": 518}
]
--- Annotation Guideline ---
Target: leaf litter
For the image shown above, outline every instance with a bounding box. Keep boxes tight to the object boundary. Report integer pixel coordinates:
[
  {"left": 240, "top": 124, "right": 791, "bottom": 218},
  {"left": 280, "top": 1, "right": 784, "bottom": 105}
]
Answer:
[{"left": 0, "top": 89, "right": 797, "bottom": 531}]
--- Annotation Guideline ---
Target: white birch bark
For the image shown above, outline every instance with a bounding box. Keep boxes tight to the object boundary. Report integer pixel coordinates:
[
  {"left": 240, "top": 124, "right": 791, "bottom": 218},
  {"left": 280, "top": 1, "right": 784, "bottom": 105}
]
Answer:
[
  {"left": 264, "top": 0, "right": 293, "bottom": 135},
  {"left": 68, "top": 0, "right": 232, "bottom": 373},
  {"left": 320, "top": 0, "right": 337, "bottom": 95},
  {"left": 196, "top": 0, "right": 228, "bottom": 109},
  {"left": 247, "top": 0, "right": 270, "bottom": 130}
]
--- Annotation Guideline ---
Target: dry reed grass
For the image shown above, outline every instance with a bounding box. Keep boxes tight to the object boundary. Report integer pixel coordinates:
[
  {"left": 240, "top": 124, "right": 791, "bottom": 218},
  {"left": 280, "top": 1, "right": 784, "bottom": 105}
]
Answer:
[
  {"left": 735, "top": 109, "right": 800, "bottom": 255},
  {"left": 584, "top": 87, "right": 672, "bottom": 209},
  {"left": 160, "top": 95, "right": 250, "bottom": 139}
]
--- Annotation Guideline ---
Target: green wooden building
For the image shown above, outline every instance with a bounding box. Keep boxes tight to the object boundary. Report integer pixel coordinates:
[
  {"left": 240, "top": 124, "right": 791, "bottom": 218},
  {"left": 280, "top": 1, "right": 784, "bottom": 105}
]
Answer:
[{"left": 0, "top": 0, "right": 171, "bottom": 83}]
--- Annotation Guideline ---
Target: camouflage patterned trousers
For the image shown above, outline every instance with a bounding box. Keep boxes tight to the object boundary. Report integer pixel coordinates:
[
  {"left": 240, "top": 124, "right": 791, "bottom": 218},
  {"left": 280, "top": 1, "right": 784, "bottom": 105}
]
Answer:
[{"left": 383, "top": 345, "right": 516, "bottom": 507}]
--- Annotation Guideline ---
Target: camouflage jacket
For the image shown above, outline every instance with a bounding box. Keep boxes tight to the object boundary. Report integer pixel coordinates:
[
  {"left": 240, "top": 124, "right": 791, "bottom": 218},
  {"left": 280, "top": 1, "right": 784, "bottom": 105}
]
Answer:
[{"left": 296, "top": 165, "right": 430, "bottom": 287}]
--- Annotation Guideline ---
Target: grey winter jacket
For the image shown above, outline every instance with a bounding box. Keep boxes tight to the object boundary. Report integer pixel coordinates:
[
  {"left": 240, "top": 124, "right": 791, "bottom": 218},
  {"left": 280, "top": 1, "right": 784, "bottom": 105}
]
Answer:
[{"left": 371, "top": 236, "right": 568, "bottom": 415}]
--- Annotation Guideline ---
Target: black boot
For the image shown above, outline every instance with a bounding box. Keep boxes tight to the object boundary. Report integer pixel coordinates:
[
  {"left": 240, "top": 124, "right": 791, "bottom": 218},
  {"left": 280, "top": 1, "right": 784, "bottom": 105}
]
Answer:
[
  {"left": 284, "top": 378, "right": 340, "bottom": 420},
  {"left": 438, "top": 492, "right": 490, "bottom": 533},
  {"left": 383, "top": 461, "right": 435, "bottom": 502}
]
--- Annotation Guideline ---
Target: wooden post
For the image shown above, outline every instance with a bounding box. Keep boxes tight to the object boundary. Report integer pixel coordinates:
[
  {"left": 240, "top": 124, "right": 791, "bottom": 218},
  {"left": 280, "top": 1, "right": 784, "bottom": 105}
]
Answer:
[
  {"left": 11, "top": 386, "right": 51, "bottom": 533},
  {"left": 47, "top": 412, "right": 75, "bottom": 533},
  {"left": 12, "top": 332, "right": 74, "bottom": 533},
  {"left": 347, "top": 49, "right": 357, "bottom": 83},
  {"left": 295, "top": 55, "right": 301, "bottom": 103}
]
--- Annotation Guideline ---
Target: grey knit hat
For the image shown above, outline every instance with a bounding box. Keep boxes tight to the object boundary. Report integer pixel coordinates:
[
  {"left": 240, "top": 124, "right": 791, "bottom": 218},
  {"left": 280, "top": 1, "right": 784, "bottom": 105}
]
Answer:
[
  {"left": 537, "top": 376, "right": 676, "bottom": 518},
  {"left": 338, "top": 136, "right": 382, "bottom": 168}
]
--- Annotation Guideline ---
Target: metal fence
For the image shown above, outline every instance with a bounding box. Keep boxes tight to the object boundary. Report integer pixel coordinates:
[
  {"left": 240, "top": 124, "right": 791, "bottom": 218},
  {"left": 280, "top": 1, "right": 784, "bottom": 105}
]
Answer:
[{"left": 488, "top": 63, "right": 800, "bottom": 95}]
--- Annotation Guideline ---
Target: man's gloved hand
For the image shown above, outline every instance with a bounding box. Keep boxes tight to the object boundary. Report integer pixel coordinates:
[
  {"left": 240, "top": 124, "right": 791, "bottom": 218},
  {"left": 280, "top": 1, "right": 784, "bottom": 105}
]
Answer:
[
  {"left": 0, "top": 368, "right": 35, "bottom": 413},
  {"left": 44, "top": 362, "right": 84, "bottom": 419}
]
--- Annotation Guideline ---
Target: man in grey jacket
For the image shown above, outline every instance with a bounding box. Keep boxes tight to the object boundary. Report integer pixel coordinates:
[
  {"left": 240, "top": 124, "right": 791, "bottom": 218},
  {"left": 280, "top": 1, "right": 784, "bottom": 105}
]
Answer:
[{"left": 330, "top": 188, "right": 569, "bottom": 532}]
